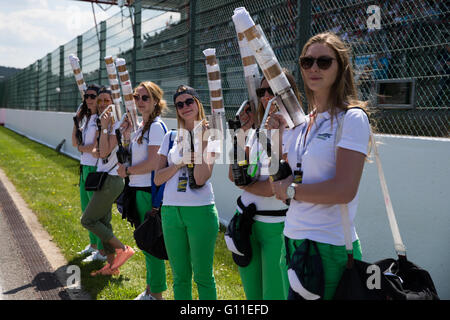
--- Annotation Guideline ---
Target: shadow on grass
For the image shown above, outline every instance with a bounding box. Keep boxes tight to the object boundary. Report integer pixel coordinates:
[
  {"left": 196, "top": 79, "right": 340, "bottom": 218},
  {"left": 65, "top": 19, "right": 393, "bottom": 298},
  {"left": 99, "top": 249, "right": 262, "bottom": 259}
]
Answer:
[{"left": 67, "top": 255, "right": 128, "bottom": 300}]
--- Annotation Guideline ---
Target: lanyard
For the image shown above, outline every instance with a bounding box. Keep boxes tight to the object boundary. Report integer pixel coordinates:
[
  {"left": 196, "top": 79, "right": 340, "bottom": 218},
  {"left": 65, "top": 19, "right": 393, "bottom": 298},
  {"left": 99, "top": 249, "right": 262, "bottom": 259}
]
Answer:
[{"left": 295, "top": 114, "right": 329, "bottom": 165}]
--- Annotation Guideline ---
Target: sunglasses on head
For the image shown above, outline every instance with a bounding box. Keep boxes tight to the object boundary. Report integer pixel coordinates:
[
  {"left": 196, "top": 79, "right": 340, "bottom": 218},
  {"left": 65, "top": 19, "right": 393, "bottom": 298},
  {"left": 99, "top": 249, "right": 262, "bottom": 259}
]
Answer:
[
  {"left": 84, "top": 93, "right": 97, "bottom": 100},
  {"left": 299, "top": 56, "right": 335, "bottom": 70},
  {"left": 256, "top": 87, "right": 274, "bottom": 98},
  {"left": 133, "top": 94, "right": 151, "bottom": 102},
  {"left": 175, "top": 98, "right": 195, "bottom": 109}
]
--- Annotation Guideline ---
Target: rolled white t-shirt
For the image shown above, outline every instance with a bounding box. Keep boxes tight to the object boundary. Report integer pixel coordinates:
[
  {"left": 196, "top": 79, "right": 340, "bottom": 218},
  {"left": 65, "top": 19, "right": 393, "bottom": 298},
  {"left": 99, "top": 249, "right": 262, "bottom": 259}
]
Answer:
[
  {"left": 129, "top": 118, "right": 167, "bottom": 187},
  {"left": 157, "top": 131, "right": 215, "bottom": 207},
  {"left": 284, "top": 108, "right": 370, "bottom": 245}
]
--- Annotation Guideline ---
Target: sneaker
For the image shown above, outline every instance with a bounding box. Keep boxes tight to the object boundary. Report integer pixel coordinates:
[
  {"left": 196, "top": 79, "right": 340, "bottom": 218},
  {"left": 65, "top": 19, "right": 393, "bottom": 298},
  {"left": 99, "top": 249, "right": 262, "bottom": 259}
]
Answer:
[
  {"left": 82, "top": 251, "right": 107, "bottom": 263},
  {"left": 134, "top": 291, "right": 157, "bottom": 300},
  {"left": 111, "top": 245, "right": 135, "bottom": 270},
  {"left": 90, "top": 264, "right": 120, "bottom": 276},
  {"left": 78, "top": 244, "right": 97, "bottom": 255}
]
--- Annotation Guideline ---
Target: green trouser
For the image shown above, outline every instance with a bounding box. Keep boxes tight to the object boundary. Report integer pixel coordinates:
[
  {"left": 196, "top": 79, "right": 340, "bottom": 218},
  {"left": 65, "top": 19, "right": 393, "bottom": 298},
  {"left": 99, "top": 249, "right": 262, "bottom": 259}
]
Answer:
[
  {"left": 79, "top": 165, "right": 103, "bottom": 250},
  {"left": 286, "top": 238, "right": 362, "bottom": 300},
  {"left": 238, "top": 218, "right": 289, "bottom": 300},
  {"left": 81, "top": 174, "right": 124, "bottom": 255},
  {"left": 135, "top": 190, "right": 167, "bottom": 293},
  {"left": 161, "top": 204, "right": 219, "bottom": 300}
]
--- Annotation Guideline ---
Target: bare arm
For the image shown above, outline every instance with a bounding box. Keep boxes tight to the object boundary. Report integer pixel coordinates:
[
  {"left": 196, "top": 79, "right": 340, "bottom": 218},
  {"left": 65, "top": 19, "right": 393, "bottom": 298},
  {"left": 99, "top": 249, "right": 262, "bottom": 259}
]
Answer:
[
  {"left": 271, "top": 147, "right": 366, "bottom": 204},
  {"left": 154, "top": 154, "right": 184, "bottom": 186}
]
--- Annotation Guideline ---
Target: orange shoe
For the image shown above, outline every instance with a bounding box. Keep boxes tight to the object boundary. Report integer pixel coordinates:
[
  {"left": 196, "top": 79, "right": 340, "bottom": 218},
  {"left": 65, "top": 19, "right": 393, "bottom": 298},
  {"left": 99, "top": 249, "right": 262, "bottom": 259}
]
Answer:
[
  {"left": 90, "top": 263, "right": 120, "bottom": 276},
  {"left": 111, "top": 245, "right": 135, "bottom": 270}
]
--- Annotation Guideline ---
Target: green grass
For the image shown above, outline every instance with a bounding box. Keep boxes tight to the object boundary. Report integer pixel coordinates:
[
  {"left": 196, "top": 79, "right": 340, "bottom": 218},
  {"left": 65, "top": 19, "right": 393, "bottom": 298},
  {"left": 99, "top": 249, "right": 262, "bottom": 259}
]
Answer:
[{"left": 0, "top": 126, "right": 245, "bottom": 300}]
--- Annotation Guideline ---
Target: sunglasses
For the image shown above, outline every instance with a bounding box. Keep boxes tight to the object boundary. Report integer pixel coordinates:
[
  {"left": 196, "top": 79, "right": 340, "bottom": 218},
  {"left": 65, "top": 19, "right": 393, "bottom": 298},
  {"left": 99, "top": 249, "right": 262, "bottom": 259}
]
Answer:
[
  {"left": 299, "top": 56, "right": 335, "bottom": 70},
  {"left": 256, "top": 87, "right": 274, "bottom": 98},
  {"left": 175, "top": 98, "right": 195, "bottom": 109},
  {"left": 84, "top": 93, "right": 97, "bottom": 100},
  {"left": 133, "top": 94, "right": 151, "bottom": 102},
  {"left": 97, "top": 99, "right": 112, "bottom": 104}
]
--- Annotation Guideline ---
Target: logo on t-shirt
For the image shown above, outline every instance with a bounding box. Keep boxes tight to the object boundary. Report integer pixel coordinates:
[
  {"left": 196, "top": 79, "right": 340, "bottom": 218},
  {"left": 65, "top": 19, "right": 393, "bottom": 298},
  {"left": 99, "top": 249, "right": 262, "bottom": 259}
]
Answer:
[{"left": 317, "top": 133, "right": 332, "bottom": 140}]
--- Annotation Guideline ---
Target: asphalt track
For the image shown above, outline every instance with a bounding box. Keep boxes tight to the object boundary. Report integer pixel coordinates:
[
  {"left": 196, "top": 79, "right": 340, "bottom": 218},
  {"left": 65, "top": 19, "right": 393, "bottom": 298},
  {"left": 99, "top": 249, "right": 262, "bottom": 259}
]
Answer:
[{"left": 0, "top": 168, "right": 89, "bottom": 300}]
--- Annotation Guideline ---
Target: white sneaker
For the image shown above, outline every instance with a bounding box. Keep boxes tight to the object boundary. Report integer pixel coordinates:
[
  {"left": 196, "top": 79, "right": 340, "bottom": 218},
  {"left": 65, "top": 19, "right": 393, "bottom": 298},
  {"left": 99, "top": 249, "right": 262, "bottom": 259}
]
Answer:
[
  {"left": 134, "top": 291, "right": 157, "bottom": 300},
  {"left": 78, "top": 244, "right": 97, "bottom": 255},
  {"left": 82, "top": 251, "right": 107, "bottom": 262}
]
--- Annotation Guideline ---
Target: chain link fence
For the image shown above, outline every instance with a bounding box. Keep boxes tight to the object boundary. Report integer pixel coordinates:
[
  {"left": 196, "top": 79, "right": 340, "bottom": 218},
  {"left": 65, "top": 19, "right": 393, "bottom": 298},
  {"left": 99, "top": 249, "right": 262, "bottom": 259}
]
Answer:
[{"left": 0, "top": 0, "right": 448, "bottom": 137}]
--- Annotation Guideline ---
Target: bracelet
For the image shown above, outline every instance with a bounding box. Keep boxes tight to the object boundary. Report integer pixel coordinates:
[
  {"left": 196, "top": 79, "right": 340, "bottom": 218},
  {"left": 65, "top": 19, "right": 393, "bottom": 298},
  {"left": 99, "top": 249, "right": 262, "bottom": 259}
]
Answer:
[{"left": 125, "top": 166, "right": 130, "bottom": 176}]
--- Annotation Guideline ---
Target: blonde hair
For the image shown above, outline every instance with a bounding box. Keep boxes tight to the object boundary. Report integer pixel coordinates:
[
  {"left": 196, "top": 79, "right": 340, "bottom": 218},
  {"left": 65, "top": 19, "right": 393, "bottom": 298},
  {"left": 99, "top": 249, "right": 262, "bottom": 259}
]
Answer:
[
  {"left": 133, "top": 81, "right": 168, "bottom": 144},
  {"left": 299, "top": 32, "right": 368, "bottom": 119}
]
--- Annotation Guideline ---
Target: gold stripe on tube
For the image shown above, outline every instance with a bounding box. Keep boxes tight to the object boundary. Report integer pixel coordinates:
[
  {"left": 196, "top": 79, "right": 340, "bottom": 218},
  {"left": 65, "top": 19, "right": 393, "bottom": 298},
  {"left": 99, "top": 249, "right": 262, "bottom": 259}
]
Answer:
[
  {"left": 210, "top": 89, "right": 222, "bottom": 98},
  {"left": 105, "top": 57, "right": 114, "bottom": 64},
  {"left": 111, "top": 84, "right": 120, "bottom": 91},
  {"left": 120, "top": 74, "right": 129, "bottom": 82},
  {"left": 208, "top": 71, "right": 220, "bottom": 81},
  {"left": 76, "top": 79, "right": 85, "bottom": 85},
  {"left": 264, "top": 64, "right": 282, "bottom": 80},
  {"left": 211, "top": 99, "right": 223, "bottom": 109},
  {"left": 242, "top": 56, "right": 256, "bottom": 66},
  {"left": 112, "top": 93, "right": 121, "bottom": 99},
  {"left": 73, "top": 68, "right": 81, "bottom": 75},
  {"left": 117, "top": 65, "right": 127, "bottom": 73},
  {"left": 237, "top": 32, "right": 245, "bottom": 41},
  {"left": 206, "top": 56, "right": 217, "bottom": 66},
  {"left": 243, "top": 25, "right": 260, "bottom": 42},
  {"left": 124, "top": 93, "right": 134, "bottom": 101},
  {"left": 108, "top": 74, "right": 117, "bottom": 80}
]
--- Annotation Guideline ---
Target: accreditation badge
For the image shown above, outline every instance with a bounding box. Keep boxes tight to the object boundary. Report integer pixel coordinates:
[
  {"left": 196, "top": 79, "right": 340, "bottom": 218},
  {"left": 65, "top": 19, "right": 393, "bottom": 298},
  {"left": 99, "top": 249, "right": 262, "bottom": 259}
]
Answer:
[{"left": 177, "top": 176, "right": 188, "bottom": 192}]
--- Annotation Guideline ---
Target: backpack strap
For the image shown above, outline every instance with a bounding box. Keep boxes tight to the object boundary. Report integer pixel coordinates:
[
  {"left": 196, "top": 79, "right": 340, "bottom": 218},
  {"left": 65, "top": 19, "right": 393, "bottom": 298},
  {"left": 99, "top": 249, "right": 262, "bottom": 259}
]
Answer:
[
  {"left": 151, "top": 129, "right": 176, "bottom": 208},
  {"left": 336, "top": 107, "right": 406, "bottom": 265}
]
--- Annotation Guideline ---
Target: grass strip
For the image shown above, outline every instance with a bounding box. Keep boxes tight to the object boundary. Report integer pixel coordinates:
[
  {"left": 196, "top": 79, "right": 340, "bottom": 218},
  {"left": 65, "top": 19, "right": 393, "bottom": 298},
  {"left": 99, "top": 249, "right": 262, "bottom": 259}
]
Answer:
[{"left": 0, "top": 126, "right": 245, "bottom": 300}]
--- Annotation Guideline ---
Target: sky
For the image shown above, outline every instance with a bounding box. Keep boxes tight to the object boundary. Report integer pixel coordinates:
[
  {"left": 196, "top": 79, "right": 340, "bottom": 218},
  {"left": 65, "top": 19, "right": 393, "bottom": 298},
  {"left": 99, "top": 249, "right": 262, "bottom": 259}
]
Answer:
[{"left": 0, "top": 0, "right": 124, "bottom": 69}]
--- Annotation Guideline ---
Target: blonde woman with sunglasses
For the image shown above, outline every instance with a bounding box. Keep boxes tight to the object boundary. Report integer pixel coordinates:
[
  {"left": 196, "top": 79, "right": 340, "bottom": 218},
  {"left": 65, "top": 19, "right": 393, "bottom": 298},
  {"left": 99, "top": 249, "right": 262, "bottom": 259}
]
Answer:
[
  {"left": 154, "top": 85, "right": 219, "bottom": 300},
  {"left": 117, "top": 81, "right": 169, "bottom": 300}
]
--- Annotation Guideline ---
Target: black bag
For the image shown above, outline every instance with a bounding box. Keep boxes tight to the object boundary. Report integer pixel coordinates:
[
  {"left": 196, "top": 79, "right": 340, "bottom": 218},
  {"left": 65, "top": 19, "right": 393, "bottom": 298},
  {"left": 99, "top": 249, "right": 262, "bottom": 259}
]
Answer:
[
  {"left": 286, "top": 239, "right": 325, "bottom": 300},
  {"left": 133, "top": 208, "right": 168, "bottom": 260},
  {"left": 84, "top": 171, "right": 108, "bottom": 191},
  {"left": 333, "top": 114, "right": 439, "bottom": 300},
  {"left": 334, "top": 255, "right": 439, "bottom": 300}
]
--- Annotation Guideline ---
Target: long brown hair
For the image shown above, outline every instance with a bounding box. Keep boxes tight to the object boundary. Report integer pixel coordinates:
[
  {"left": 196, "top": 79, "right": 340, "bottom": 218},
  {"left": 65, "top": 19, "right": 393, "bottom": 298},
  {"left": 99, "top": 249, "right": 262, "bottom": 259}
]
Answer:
[
  {"left": 134, "top": 81, "right": 168, "bottom": 144},
  {"left": 300, "top": 32, "right": 367, "bottom": 119}
]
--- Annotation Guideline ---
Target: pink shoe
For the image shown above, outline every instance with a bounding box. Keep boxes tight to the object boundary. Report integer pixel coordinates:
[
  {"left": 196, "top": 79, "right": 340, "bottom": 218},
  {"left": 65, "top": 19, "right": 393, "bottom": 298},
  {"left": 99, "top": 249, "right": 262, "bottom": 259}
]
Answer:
[
  {"left": 90, "top": 263, "right": 120, "bottom": 276},
  {"left": 111, "top": 245, "right": 135, "bottom": 270}
]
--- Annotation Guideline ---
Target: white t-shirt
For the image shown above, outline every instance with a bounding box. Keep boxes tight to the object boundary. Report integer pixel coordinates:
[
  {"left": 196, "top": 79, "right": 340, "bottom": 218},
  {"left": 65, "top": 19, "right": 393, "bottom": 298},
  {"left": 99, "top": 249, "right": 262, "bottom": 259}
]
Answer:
[
  {"left": 80, "top": 114, "right": 98, "bottom": 166},
  {"left": 129, "top": 118, "right": 167, "bottom": 187},
  {"left": 157, "top": 130, "right": 215, "bottom": 207},
  {"left": 239, "top": 129, "right": 288, "bottom": 223},
  {"left": 284, "top": 108, "right": 370, "bottom": 246},
  {"left": 96, "top": 121, "right": 121, "bottom": 176}
]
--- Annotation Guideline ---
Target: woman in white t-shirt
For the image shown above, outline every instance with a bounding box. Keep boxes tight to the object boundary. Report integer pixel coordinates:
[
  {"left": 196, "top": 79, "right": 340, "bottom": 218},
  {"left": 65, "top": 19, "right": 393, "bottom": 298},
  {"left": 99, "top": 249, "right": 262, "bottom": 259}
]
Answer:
[
  {"left": 267, "top": 32, "right": 371, "bottom": 300},
  {"left": 71, "top": 84, "right": 105, "bottom": 260},
  {"left": 226, "top": 70, "right": 301, "bottom": 300},
  {"left": 117, "top": 81, "right": 168, "bottom": 300},
  {"left": 154, "top": 85, "right": 219, "bottom": 300},
  {"left": 81, "top": 86, "right": 135, "bottom": 276}
]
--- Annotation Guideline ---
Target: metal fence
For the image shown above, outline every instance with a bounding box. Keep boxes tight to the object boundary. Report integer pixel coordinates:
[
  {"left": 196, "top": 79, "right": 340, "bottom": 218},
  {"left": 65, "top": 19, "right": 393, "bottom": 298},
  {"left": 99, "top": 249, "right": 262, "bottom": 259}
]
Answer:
[{"left": 0, "top": 0, "right": 448, "bottom": 137}]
